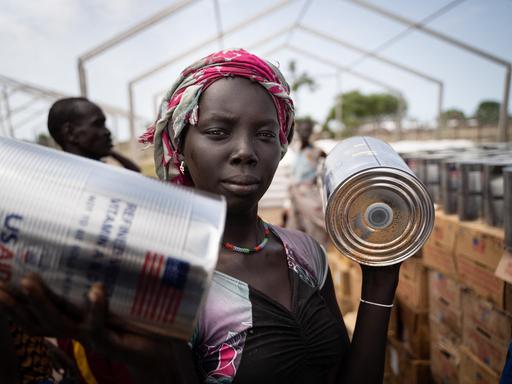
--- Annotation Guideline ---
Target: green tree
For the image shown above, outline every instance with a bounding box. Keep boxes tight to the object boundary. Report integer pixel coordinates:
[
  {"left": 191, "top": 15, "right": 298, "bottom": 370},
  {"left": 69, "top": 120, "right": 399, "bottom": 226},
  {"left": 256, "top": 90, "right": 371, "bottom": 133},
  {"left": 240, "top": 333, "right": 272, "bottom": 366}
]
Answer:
[
  {"left": 475, "top": 100, "right": 500, "bottom": 125},
  {"left": 441, "top": 108, "right": 466, "bottom": 124},
  {"left": 441, "top": 109, "right": 465, "bottom": 121},
  {"left": 324, "top": 90, "right": 404, "bottom": 137}
]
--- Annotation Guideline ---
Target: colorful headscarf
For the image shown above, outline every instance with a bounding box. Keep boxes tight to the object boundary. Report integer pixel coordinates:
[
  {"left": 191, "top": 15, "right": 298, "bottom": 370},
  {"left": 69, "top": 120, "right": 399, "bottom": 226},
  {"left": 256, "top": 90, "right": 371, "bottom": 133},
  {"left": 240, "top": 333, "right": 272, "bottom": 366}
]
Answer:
[{"left": 139, "top": 49, "right": 295, "bottom": 184}]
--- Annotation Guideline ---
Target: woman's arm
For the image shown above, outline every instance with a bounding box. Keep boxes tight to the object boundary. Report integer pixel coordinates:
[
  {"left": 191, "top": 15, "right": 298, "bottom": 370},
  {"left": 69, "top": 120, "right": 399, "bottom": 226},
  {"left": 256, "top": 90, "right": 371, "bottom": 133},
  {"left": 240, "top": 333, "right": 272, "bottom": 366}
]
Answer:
[{"left": 320, "top": 264, "right": 400, "bottom": 384}]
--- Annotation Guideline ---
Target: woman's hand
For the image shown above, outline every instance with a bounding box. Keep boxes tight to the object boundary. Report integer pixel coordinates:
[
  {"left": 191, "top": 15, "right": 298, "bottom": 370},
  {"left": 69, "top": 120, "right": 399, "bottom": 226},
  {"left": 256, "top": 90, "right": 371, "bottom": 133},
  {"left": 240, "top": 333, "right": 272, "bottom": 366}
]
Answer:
[{"left": 0, "top": 274, "right": 199, "bottom": 383}]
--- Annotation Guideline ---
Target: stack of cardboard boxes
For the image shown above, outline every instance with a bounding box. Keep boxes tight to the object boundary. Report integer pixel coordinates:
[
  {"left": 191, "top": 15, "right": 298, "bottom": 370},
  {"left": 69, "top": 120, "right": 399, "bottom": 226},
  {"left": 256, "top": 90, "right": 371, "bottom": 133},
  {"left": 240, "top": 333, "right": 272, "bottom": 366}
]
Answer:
[
  {"left": 327, "top": 207, "right": 512, "bottom": 383},
  {"left": 423, "top": 209, "right": 512, "bottom": 383},
  {"left": 386, "top": 256, "right": 431, "bottom": 384}
]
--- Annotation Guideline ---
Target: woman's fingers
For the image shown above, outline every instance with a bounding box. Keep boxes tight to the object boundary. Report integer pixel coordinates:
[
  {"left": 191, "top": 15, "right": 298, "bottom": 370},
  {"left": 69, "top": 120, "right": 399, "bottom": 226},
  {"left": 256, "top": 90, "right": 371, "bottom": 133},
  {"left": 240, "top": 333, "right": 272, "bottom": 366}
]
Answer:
[
  {"left": 81, "top": 283, "right": 135, "bottom": 360},
  {"left": 83, "top": 283, "right": 108, "bottom": 342}
]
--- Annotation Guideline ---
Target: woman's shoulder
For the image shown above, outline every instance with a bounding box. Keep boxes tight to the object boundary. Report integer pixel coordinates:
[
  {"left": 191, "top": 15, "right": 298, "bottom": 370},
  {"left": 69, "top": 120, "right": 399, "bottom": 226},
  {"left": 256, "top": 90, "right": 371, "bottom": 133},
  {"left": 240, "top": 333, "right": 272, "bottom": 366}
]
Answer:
[{"left": 270, "top": 225, "right": 328, "bottom": 289}]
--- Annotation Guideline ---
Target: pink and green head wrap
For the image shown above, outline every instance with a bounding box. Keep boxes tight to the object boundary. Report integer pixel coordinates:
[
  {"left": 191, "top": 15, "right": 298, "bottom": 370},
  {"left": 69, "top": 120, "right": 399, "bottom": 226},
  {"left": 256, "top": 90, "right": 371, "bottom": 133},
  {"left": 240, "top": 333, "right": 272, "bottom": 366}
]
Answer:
[{"left": 139, "top": 48, "right": 295, "bottom": 184}]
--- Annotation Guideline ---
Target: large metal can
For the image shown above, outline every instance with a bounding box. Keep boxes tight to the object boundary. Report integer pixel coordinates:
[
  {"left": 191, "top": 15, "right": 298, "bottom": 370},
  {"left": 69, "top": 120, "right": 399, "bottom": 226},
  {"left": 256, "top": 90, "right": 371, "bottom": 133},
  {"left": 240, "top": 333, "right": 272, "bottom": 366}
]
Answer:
[
  {"left": 482, "top": 160, "right": 512, "bottom": 228},
  {"left": 440, "top": 159, "right": 459, "bottom": 215},
  {"left": 320, "top": 136, "right": 434, "bottom": 266},
  {"left": 0, "top": 137, "right": 226, "bottom": 340},
  {"left": 457, "top": 160, "right": 484, "bottom": 221}
]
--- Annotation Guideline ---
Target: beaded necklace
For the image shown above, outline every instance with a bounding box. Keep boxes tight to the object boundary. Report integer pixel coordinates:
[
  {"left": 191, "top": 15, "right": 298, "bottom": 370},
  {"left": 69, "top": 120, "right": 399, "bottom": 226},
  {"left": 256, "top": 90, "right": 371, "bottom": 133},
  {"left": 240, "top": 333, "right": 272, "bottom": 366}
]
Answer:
[{"left": 222, "top": 220, "right": 270, "bottom": 254}]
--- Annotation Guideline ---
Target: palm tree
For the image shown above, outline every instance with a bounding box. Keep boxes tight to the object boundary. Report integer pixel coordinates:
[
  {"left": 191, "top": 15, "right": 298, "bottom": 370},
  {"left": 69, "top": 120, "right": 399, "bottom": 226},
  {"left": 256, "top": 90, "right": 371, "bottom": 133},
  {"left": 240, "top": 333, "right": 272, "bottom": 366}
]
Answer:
[{"left": 287, "top": 60, "right": 317, "bottom": 113}]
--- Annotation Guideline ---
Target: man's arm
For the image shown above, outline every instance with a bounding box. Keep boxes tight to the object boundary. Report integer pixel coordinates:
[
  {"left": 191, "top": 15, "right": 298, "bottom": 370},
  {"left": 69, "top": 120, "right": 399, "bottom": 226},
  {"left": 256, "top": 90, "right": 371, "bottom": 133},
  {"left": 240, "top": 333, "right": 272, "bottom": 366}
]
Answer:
[{"left": 109, "top": 150, "right": 141, "bottom": 173}]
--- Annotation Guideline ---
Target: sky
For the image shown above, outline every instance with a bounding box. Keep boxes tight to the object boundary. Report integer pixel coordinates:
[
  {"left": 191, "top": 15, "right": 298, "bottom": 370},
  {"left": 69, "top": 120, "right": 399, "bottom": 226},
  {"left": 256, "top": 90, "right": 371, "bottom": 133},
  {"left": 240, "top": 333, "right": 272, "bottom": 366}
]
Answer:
[{"left": 1, "top": 0, "right": 511, "bottom": 142}]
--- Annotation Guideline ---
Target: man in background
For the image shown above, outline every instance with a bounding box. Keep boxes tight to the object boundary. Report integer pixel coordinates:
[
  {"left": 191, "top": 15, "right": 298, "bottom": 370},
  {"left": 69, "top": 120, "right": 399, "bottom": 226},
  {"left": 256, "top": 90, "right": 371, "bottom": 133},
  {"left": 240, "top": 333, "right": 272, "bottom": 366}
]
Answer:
[{"left": 47, "top": 97, "right": 140, "bottom": 172}]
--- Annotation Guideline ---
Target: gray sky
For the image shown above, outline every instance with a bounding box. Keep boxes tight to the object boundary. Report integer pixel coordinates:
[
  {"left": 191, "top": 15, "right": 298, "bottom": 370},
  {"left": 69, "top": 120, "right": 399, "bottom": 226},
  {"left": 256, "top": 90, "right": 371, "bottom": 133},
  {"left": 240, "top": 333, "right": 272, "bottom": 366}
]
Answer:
[{"left": 1, "top": 0, "right": 511, "bottom": 141}]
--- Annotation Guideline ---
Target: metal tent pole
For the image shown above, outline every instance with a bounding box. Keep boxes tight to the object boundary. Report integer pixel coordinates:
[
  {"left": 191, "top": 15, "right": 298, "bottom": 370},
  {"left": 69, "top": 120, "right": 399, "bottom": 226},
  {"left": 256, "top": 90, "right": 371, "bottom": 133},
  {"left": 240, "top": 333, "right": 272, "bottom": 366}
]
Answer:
[
  {"left": 78, "top": 0, "right": 200, "bottom": 96},
  {"left": 347, "top": 0, "right": 511, "bottom": 141}
]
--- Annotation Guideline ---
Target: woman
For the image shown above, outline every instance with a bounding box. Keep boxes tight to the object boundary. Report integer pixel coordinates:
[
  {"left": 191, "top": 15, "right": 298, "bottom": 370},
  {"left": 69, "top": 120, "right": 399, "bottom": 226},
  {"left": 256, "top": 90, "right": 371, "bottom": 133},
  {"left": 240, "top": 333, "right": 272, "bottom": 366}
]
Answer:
[{"left": 0, "top": 49, "right": 400, "bottom": 383}]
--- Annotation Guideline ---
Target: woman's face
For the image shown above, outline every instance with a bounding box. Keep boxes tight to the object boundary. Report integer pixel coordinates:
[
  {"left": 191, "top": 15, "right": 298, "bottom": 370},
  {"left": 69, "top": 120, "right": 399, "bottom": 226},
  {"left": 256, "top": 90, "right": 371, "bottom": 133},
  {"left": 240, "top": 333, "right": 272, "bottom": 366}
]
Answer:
[{"left": 182, "top": 77, "right": 282, "bottom": 212}]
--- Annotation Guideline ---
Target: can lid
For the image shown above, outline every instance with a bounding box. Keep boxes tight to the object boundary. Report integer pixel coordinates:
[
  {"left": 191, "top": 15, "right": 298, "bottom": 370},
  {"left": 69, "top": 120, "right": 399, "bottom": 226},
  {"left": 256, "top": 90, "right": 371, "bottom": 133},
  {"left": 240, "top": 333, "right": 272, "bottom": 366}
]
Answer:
[{"left": 365, "top": 202, "right": 393, "bottom": 229}]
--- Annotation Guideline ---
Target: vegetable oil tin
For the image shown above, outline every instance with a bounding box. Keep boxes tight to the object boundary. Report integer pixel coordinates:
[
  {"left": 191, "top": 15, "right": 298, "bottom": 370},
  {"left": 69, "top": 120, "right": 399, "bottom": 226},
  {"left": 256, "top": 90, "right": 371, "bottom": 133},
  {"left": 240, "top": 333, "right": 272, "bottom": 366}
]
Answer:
[
  {"left": 320, "top": 136, "right": 434, "bottom": 266},
  {"left": 0, "top": 137, "right": 226, "bottom": 340},
  {"left": 457, "top": 160, "right": 484, "bottom": 221},
  {"left": 482, "top": 160, "right": 512, "bottom": 228}
]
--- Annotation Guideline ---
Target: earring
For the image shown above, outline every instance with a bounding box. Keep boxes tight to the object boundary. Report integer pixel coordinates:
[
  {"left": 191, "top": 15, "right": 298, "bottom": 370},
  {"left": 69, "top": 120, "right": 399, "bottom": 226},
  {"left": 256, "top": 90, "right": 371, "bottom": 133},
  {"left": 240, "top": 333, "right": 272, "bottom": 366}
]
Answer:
[{"left": 180, "top": 161, "right": 186, "bottom": 174}]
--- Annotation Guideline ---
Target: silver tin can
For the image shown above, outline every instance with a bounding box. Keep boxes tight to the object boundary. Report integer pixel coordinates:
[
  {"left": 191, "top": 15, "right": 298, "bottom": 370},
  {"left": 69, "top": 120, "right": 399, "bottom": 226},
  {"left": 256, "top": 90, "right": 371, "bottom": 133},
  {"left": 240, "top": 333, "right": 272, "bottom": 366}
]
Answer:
[
  {"left": 320, "top": 137, "right": 434, "bottom": 266},
  {"left": 0, "top": 137, "right": 226, "bottom": 340},
  {"left": 441, "top": 159, "right": 459, "bottom": 215},
  {"left": 457, "top": 160, "right": 484, "bottom": 221},
  {"left": 504, "top": 167, "right": 512, "bottom": 251},
  {"left": 417, "top": 154, "right": 452, "bottom": 205},
  {"left": 482, "top": 160, "right": 512, "bottom": 228}
]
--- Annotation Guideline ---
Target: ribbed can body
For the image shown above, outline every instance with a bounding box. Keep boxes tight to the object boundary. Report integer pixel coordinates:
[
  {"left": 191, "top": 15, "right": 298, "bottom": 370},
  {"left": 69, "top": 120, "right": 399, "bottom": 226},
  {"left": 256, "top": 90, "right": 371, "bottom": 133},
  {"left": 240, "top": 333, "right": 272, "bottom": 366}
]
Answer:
[
  {"left": 0, "top": 137, "right": 226, "bottom": 339},
  {"left": 482, "top": 161, "right": 512, "bottom": 227},
  {"left": 321, "top": 136, "right": 434, "bottom": 266},
  {"left": 457, "top": 161, "right": 484, "bottom": 221},
  {"left": 441, "top": 160, "right": 459, "bottom": 215}
]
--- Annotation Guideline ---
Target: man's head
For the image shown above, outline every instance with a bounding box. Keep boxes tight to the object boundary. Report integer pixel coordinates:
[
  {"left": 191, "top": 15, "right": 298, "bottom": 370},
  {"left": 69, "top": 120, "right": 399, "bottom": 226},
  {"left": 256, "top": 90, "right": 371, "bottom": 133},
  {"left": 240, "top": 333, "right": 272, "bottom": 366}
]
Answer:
[{"left": 47, "top": 97, "right": 112, "bottom": 159}]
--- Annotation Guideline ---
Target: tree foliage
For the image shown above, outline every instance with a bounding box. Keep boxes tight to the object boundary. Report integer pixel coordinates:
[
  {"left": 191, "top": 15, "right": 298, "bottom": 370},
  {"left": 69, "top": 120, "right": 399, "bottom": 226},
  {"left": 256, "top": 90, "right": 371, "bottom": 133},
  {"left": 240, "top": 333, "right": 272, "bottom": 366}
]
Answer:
[
  {"left": 324, "top": 90, "right": 404, "bottom": 136},
  {"left": 475, "top": 100, "right": 500, "bottom": 125},
  {"left": 441, "top": 108, "right": 466, "bottom": 122}
]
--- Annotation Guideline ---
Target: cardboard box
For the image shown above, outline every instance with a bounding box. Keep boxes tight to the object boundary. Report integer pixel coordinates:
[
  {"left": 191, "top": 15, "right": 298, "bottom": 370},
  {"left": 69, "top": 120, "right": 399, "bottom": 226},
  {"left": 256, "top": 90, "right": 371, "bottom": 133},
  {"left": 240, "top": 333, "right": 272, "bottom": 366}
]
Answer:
[
  {"left": 396, "top": 257, "right": 429, "bottom": 311},
  {"left": 348, "top": 263, "right": 362, "bottom": 313},
  {"left": 454, "top": 219, "right": 508, "bottom": 307},
  {"left": 463, "top": 290, "right": 512, "bottom": 342},
  {"left": 456, "top": 253, "right": 507, "bottom": 308},
  {"left": 459, "top": 347, "right": 500, "bottom": 384},
  {"left": 423, "top": 243, "right": 458, "bottom": 278},
  {"left": 429, "top": 270, "right": 464, "bottom": 335},
  {"left": 386, "top": 336, "right": 431, "bottom": 384},
  {"left": 429, "top": 295, "right": 463, "bottom": 338},
  {"left": 388, "top": 305, "right": 398, "bottom": 338},
  {"left": 423, "top": 211, "right": 459, "bottom": 277},
  {"left": 429, "top": 210, "right": 460, "bottom": 250},
  {"left": 429, "top": 270, "right": 463, "bottom": 309},
  {"left": 455, "top": 220, "right": 505, "bottom": 270},
  {"left": 430, "top": 318, "right": 461, "bottom": 384},
  {"left": 506, "top": 282, "right": 512, "bottom": 315},
  {"left": 397, "top": 302, "right": 430, "bottom": 359},
  {"left": 495, "top": 251, "right": 512, "bottom": 315},
  {"left": 328, "top": 253, "right": 354, "bottom": 314},
  {"left": 462, "top": 290, "right": 512, "bottom": 373}
]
